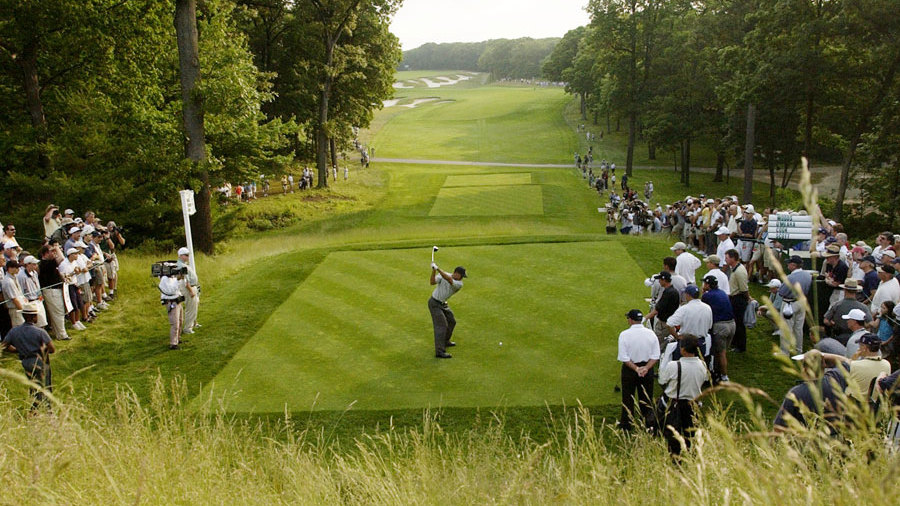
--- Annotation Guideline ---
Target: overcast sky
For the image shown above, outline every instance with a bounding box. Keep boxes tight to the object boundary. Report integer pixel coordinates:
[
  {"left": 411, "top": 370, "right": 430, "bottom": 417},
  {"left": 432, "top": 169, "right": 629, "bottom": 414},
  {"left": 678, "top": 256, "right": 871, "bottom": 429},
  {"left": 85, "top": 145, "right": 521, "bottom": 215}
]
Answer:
[{"left": 390, "top": 0, "right": 590, "bottom": 51}]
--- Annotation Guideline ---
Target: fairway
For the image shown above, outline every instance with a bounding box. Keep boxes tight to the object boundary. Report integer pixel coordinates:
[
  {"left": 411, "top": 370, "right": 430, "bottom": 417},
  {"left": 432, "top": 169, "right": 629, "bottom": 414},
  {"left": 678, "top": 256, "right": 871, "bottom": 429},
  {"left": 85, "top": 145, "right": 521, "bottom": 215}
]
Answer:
[
  {"left": 429, "top": 184, "right": 543, "bottom": 216},
  {"left": 203, "top": 241, "right": 645, "bottom": 412},
  {"left": 443, "top": 172, "right": 532, "bottom": 186}
]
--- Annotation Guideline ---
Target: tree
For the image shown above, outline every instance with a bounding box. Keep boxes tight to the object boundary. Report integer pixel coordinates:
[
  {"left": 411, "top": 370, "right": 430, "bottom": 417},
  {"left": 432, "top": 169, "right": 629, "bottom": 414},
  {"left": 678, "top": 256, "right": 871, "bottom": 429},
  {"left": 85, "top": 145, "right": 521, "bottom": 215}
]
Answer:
[{"left": 298, "top": 0, "right": 400, "bottom": 189}]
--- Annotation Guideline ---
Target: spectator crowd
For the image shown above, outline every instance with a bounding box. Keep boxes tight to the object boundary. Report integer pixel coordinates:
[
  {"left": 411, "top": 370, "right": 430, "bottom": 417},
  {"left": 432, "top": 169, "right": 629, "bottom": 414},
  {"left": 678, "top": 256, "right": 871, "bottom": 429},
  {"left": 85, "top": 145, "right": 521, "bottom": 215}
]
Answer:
[{"left": 615, "top": 189, "right": 900, "bottom": 452}]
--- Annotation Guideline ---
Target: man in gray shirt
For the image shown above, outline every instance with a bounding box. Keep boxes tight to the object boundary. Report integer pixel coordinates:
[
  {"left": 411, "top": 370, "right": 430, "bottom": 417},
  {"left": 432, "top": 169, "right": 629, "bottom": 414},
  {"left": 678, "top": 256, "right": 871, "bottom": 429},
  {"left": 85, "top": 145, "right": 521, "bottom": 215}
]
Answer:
[
  {"left": 428, "top": 263, "right": 467, "bottom": 358},
  {"left": 777, "top": 255, "right": 813, "bottom": 354}
]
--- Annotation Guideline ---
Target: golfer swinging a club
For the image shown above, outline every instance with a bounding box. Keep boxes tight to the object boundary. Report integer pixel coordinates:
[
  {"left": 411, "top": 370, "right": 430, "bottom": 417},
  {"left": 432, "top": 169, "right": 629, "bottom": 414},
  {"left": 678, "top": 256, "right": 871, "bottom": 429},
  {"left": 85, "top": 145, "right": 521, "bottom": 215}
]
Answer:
[{"left": 428, "top": 248, "right": 467, "bottom": 359}]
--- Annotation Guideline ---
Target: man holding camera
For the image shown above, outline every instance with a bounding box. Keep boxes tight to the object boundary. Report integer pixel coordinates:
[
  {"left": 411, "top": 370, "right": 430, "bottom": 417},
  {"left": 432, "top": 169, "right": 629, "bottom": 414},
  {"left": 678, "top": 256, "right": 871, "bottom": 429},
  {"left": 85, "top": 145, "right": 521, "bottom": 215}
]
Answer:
[{"left": 159, "top": 268, "right": 185, "bottom": 350}]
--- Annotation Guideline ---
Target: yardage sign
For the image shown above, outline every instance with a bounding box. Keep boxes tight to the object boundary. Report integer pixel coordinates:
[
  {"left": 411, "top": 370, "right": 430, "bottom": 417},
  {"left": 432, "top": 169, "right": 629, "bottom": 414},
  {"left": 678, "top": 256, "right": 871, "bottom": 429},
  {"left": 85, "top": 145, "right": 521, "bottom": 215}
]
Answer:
[
  {"left": 768, "top": 214, "right": 813, "bottom": 240},
  {"left": 179, "top": 189, "right": 196, "bottom": 216}
]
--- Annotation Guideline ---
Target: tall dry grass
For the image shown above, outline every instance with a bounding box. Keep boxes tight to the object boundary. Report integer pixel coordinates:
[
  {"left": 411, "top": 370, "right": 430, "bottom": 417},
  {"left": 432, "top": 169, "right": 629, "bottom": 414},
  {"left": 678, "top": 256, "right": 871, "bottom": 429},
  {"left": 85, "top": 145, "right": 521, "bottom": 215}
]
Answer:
[{"left": 1, "top": 368, "right": 899, "bottom": 504}]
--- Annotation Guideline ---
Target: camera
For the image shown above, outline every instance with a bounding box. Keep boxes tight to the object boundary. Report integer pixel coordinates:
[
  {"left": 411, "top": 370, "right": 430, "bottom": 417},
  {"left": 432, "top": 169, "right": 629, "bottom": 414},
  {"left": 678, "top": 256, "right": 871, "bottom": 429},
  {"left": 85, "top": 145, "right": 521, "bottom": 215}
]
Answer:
[{"left": 151, "top": 261, "right": 187, "bottom": 278}]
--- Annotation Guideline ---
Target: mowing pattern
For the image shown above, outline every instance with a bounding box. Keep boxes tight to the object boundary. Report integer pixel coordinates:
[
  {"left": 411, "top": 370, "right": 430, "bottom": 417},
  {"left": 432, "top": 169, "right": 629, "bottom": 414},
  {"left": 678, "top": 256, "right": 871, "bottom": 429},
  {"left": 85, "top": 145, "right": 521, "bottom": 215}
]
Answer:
[
  {"left": 429, "top": 184, "right": 543, "bottom": 216},
  {"left": 202, "top": 241, "right": 647, "bottom": 412},
  {"left": 443, "top": 173, "right": 532, "bottom": 187}
]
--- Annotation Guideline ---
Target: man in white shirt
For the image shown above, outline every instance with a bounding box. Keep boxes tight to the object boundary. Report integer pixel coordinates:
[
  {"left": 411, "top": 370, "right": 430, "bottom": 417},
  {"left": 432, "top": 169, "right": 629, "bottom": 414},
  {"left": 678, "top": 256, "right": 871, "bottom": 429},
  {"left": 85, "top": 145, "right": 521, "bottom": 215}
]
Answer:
[
  {"left": 714, "top": 227, "right": 734, "bottom": 268},
  {"left": 58, "top": 248, "right": 85, "bottom": 330},
  {"left": 159, "top": 268, "right": 185, "bottom": 350},
  {"left": 870, "top": 265, "right": 900, "bottom": 316},
  {"left": 2, "top": 260, "right": 26, "bottom": 326},
  {"left": 703, "top": 254, "right": 730, "bottom": 294},
  {"left": 666, "top": 285, "right": 713, "bottom": 343},
  {"left": 429, "top": 263, "right": 467, "bottom": 358},
  {"left": 617, "top": 309, "right": 660, "bottom": 432},
  {"left": 671, "top": 241, "right": 701, "bottom": 285},
  {"left": 657, "top": 334, "right": 709, "bottom": 455},
  {"left": 176, "top": 247, "right": 200, "bottom": 334}
]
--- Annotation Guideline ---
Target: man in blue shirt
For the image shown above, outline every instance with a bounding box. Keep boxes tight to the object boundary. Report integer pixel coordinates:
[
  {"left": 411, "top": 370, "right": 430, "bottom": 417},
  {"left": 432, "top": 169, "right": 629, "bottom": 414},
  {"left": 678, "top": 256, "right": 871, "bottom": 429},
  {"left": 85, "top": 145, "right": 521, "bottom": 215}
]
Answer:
[
  {"left": 702, "top": 275, "right": 735, "bottom": 383},
  {"left": 860, "top": 255, "right": 879, "bottom": 303}
]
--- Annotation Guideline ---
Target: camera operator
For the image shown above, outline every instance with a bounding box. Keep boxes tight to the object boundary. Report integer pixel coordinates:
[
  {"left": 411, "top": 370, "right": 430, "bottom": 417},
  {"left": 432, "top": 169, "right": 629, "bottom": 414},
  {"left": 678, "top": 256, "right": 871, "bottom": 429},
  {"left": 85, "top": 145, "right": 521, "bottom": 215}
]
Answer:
[{"left": 159, "top": 267, "right": 186, "bottom": 350}]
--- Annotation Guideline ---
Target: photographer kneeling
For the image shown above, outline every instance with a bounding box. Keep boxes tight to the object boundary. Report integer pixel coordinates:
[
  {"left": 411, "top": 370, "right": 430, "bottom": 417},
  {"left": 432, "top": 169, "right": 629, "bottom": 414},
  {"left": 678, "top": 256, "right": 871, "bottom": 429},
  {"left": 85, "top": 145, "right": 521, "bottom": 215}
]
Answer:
[{"left": 158, "top": 267, "right": 186, "bottom": 350}]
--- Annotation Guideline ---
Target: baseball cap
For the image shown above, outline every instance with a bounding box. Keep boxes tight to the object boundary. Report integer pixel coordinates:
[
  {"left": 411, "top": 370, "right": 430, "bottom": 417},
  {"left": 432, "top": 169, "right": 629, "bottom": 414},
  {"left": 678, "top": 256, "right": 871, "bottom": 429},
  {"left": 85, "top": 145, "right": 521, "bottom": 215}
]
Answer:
[
  {"left": 715, "top": 226, "right": 731, "bottom": 235},
  {"left": 626, "top": 309, "right": 644, "bottom": 321},
  {"left": 3, "top": 242, "right": 15, "bottom": 250},
  {"left": 22, "top": 255, "right": 39, "bottom": 265},
  {"left": 685, "top": 285, "right": 700, "bottom": 298},
  {"left": 670, "top": 241, "right": 687, "bottom": 251},
  {"left": 842, "top": 308, "right": 868, "bottom": 322},
  {"left": 744, "top": 204, "right": 755, "bottom": 214},
  {"left": 766, "top": 279, "right": 782, "bottom": 288},
  {"left": 63, "top": 208, "right": 74, "bottom": 215},
  {"left": 878, "top": 265, "right": 896, "bottom": 275},
  {"left": 177, "top": 247, "right": 190, "bottom": 256},
  {"left": 788, "top": 255, "right": 803, "bottom": 265},
  {"left": 68, "top": 226, "right": 80, "bottom": 234},
  {"left": 82, "top": 225, "right": 94, "bottom": 236},
  {"left": 66, "top": 248, "right": 78, "bottom": 256},
  {"left": 859, "top": 333, "right": 881, "bottom": 346},
  {"left": 817, "top": 227, "right": 828, "bottom": 235},
  {"left": 657, "top": 271, "right": 672, "bottom": 281},
  {"left": 861, "top": 255, "right": 877, "bottom": 265},
  {"left": 704, "top": 254, "right": 721, "bottom": 265},
  {"left": 73, "top": 240, "right": 88, "bottom": 248},
  {"left": 702, "top": 275, "right": 718, "bottom": 287},
  {"left": 882, "top": 249, "right": 897, "bottom": 259},
  {"left": 454, "top": 266, "right": 467, "bottom": 278}
]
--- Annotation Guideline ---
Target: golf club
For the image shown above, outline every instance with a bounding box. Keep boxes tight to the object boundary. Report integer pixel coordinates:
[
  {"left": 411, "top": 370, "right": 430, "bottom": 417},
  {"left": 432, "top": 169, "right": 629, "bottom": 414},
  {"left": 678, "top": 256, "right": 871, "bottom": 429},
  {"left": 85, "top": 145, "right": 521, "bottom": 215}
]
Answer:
[{"left": 431, "top": 245, "right": 439, "bottom": 263}]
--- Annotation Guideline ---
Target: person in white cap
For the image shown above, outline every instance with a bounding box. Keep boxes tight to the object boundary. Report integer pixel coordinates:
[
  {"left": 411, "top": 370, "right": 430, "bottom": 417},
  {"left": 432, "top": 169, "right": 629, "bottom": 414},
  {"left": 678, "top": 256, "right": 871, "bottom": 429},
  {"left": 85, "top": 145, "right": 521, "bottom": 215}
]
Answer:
[
  {"left": 63, "top": 226, "right": 82, "bottom": 254},
  {"left": 159, "top": 267, "right": 185, "bottom": 350},
  {"left": 714, "top": 227, "right": 734, "bottom": 268},
  {"left": 703, "top": 254, "right": 730, "bottom": 294},
  {"left": 16, "top": 255, "right": 48, "bottom": 328},
  {"left": 176, "top": 247, "right": 200, "bottom": 334},
  {"left": 756, "top": 278, "right": 783, "bottom": 332},
  {"left": 2, "top": 260, "right": 26, "bottom": 327},
  {"left": 737, "top": 205, "right": 759, "bottom": 268},
  {"left": 73, "top": 239, "right": 95, "bottom": 323},
  {"left": 59, "top": 247, "right": 86, "bottom": 331},
  {"left": 671, "top": 241, "right": 701, "bottom": 285}
]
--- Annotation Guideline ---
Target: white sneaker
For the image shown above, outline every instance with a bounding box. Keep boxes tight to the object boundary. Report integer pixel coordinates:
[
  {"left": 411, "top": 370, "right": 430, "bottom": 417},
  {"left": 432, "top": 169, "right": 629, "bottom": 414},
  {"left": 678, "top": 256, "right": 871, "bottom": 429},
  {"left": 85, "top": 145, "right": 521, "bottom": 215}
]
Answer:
[
  {"left": 74, "top": 321, "right": 86, "bottom": 330},
  {"left": 772, "top": 330, "right": 781, "bottom": 336},
  {"left": 182, "top": 329, "right": 194, "bottom": 335},
  {"left": 97, "top": 302, "right": 109, "bottom": 310}
]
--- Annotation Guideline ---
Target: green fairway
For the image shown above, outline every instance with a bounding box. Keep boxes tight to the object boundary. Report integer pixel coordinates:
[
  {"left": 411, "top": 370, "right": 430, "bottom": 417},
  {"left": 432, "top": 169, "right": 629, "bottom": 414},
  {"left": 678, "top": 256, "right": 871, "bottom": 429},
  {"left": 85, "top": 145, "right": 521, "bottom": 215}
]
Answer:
[
  {"left": 443, "top": 172, "right": 532, "bottom": 186},
  {"left": 373, "top": 85, "right": 576, "bottom": 163},
  {"left": 203, "top": 241, "right": 644, "bottom": 412},
  {"left": 429, "top": 184, "right": 543, "bottom": 216}
]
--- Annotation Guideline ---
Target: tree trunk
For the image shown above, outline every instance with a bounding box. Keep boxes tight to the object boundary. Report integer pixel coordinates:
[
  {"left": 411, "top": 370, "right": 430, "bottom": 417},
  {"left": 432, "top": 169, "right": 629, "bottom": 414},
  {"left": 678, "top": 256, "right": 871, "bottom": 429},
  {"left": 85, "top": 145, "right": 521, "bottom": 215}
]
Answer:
[
  {"left": 673, "top": 149, "right": 678, "bottom": 173},
  {"left": 329, "top": 137, "right": 338, "bottom": 171},
  {"left": 580, "top": 92, "right": 586, "bottom": 119},
  {"left": 592, "top": 108, "right": 598, "bottom": 125},
  {"left": 683, "top": 137, "right": 691, "bottom": 187},
  {"left": 616, "top": 117, "right": 620, "bottom": 132},
  {"left": 648, "top": 141, "right": 656, "bottom": 161},
  {"left": 835, "top": 50, "right": 900, "bottom": 221},
  {"left": 679, "top": 140, "right": 686, "bottom": 183},
  {"left": 626, "top": 111, "right": 636, "bottom": 176},
  {"left": 175, "top": 0, "right": 212, "bottom": 254},
  {"left": 316, "top": 63, "right": 332, "bottom": 189},
  {"left": 714, "top": 151, "right": 725, "bottom": 182},
  {"left": 606, "top": 110, "right": 611, "bottom": 134},
  {"left": 19, "top": 43, "right": 46, "bottom": 130},
  {"left": 768, "top": 153, "right": 776, "bottom": 207},
  {"left": 742, "top": 103, "right": 756, "bottom": 205}
]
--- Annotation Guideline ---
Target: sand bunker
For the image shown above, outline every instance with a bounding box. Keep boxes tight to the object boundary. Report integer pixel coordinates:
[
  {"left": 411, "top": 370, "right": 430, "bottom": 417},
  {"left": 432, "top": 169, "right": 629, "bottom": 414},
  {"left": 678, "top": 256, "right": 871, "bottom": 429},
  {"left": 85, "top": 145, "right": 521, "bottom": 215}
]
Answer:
[
  {"left": 419, "top": 74, "right": 472, "bottom": 88},
  {"left": 382, "top": 99, "right": 400, "bottom": 107},
  {"left": 401, "top": 98, "right": 439, "bottom": 108},
  {"left": 392, "top": 82, "right": 413, "bottom": 89}
]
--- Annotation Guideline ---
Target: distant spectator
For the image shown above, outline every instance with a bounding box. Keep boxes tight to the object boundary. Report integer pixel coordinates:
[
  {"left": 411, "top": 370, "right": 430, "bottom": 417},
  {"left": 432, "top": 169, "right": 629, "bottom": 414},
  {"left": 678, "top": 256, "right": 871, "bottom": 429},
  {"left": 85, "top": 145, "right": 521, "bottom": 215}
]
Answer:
[
  {"left": 42, "top": 205, "right": 61, "bottom": 239},
  {"left": 870, "top": 265, "right": 900, "bottom": 317},
  {"left": 1, "top": 302, "right": 55, "bottom": 410},
  {"left": 2, "top": 260, "right": 26, "bottom": 326},
  {"left": 821, "top": 279, "right": 871, "bottom": 347},
  {"left": 38, "top": 244, "right": 69, "bottom": 340},
  {"left": 726, "top": 249, "right": 750, "bottom": 353},
  {"left": 2, "top": 223, "right": 21, "bottom": 253},
  {"left": 671, "top": 241, "right": 701, "bottom": 285},
  {"left": 17, "top": 255, "right": 48, "bottom": 328},
  {"left": 777, "top": 255, "right": 813, "bottom": 355}
]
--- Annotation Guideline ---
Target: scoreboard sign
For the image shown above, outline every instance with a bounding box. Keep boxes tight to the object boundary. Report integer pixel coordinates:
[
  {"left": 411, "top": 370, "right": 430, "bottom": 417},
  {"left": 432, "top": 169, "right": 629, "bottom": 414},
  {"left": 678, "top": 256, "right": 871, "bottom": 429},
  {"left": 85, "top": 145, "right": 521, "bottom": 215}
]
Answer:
[{"left": 768, "top": 214, "right": 813, "bottom": 241}]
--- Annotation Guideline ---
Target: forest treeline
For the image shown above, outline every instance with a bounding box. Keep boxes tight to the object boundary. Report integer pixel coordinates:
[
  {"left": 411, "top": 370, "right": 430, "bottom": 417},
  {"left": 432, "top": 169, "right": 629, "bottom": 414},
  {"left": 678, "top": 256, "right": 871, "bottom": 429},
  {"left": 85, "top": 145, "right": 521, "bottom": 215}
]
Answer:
[
  {"left": 543, "top": 0, "right": 900, "bottom": 229},
  {"left": 400, "top": 38, "right": 559, "bottom": 80},
  {"left": 0, "top": 0, "right": 401, "bottom": 247}
]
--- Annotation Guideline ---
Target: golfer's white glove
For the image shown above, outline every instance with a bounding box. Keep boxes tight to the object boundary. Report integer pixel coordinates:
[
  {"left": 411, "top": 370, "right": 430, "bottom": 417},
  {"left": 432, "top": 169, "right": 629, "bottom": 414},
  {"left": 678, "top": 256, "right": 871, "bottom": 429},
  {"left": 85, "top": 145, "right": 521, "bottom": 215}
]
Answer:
[{"left": 431, "top": 262, "right": 438, "bottom": 270}]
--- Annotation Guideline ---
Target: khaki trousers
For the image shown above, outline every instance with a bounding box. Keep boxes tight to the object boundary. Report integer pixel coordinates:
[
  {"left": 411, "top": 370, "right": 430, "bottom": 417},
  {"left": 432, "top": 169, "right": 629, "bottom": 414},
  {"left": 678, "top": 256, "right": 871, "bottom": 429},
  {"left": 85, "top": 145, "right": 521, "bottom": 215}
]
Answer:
[{"left": 42, "top": 289, "right": 68, "bottom": 340}]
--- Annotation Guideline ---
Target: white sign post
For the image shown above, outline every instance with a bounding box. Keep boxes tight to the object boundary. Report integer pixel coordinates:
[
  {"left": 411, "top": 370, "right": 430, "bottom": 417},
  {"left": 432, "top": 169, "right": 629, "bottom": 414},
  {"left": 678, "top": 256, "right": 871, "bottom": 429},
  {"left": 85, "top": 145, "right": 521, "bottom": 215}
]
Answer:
[{"left": 179, "top": 189, "right": 197, "bottom": 273}]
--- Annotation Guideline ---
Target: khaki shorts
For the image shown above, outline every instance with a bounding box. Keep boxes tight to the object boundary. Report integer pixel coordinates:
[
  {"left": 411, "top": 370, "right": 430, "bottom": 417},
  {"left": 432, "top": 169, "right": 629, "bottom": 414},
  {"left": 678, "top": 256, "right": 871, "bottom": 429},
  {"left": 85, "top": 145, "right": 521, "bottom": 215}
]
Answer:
[{"left": 711, "top": 320, "right": 736, "bottom": 354}]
